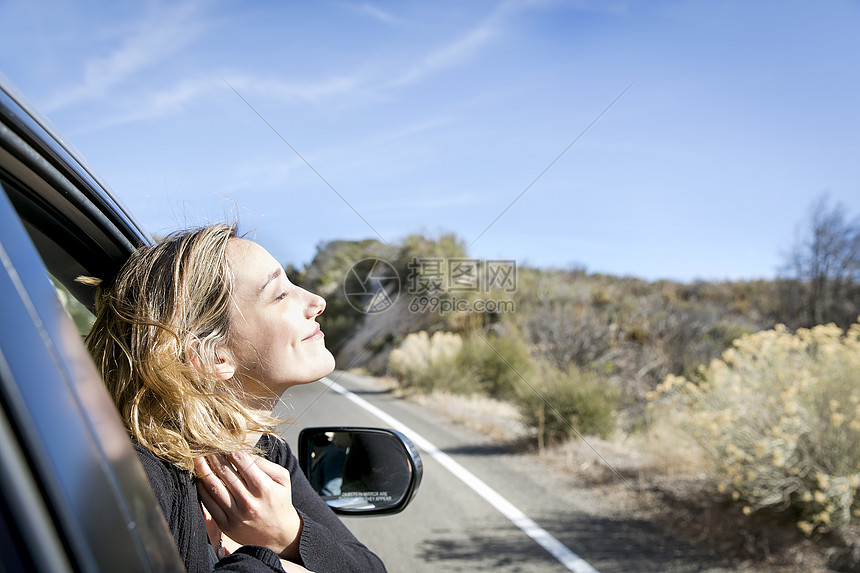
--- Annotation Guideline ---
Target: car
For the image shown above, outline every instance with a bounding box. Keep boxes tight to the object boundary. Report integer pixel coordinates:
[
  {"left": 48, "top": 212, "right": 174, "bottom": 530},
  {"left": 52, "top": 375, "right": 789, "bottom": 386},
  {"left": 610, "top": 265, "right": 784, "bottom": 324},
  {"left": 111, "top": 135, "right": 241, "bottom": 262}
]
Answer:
[{"left": 0, "top": 73, "right": 421, "bottom": 572}]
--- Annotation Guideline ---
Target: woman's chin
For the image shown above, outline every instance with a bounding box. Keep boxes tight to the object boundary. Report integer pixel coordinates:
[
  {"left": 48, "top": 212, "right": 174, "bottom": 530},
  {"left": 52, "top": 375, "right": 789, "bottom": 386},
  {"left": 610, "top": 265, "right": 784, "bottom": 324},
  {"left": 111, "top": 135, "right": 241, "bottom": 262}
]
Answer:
[
  {"left": 301, "top": 352, "right": 337, "bottom": 385},
  {"left": 318, "top": 349, "right": 336, "bottom": 377}
]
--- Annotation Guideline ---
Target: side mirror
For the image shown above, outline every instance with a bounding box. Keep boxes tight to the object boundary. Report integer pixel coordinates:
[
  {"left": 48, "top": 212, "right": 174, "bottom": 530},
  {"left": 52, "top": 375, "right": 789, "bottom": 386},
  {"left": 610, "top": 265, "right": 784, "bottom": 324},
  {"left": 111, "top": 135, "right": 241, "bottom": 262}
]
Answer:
[{"left": 298, "top": 427, "right": 423, "bottom": 515}]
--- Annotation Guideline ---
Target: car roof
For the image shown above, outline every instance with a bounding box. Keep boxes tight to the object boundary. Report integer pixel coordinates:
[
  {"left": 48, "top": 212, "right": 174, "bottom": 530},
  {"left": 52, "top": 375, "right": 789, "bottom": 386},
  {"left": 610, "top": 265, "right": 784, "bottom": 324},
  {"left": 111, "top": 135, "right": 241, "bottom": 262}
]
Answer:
[{"left": 0, "top": 71, "right": 151, "bottom": 311}]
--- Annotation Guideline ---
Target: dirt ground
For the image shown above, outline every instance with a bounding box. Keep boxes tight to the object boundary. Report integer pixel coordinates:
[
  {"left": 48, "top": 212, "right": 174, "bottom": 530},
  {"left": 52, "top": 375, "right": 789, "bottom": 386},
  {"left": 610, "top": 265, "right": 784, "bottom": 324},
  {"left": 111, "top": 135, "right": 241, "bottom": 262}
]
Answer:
[{"left": 403, "top": 386, "right": 860, "bottom": 573}]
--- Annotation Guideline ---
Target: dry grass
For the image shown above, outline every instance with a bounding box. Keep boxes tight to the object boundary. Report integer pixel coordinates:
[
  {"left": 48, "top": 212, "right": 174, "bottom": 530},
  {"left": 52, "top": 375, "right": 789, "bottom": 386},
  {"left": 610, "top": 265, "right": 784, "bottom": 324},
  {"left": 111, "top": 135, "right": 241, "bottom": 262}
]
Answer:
[
  {"left": 407, "top": 390, "right": 527, "bottom": 443},
  {"left": 406, "top": 385, "right": 860, "bottom": 573}
]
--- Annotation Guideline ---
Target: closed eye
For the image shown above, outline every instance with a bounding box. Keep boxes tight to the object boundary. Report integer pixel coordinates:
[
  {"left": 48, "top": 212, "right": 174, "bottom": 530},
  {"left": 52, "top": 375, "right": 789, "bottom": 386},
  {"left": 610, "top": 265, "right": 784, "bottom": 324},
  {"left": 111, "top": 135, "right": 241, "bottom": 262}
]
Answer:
[{"left": 275, "top": 291, "right": 289, "bottom": 302}]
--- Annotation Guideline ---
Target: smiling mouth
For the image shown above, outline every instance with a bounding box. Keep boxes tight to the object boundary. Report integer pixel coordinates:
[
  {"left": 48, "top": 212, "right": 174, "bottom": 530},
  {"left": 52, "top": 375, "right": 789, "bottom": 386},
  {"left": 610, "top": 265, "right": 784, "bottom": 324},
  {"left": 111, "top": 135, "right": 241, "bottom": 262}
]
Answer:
[{"left": 302, "top": 324, "right": 324, "bottom": 341}]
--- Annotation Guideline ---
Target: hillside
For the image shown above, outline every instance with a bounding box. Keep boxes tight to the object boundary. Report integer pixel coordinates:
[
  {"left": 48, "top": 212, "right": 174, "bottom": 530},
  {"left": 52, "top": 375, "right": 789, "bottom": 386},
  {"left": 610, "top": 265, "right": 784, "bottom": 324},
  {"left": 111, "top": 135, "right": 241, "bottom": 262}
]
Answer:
[{"left": 295, "top": 234, "right": 810, "bottom": 424}]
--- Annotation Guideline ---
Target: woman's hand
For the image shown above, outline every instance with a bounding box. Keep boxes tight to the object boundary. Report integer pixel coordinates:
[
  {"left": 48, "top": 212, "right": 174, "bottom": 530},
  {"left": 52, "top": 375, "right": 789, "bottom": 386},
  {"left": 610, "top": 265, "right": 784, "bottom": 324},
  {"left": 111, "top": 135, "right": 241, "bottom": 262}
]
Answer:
[{"left": 194, "top": 452, "right": 303, "bottom": 561}]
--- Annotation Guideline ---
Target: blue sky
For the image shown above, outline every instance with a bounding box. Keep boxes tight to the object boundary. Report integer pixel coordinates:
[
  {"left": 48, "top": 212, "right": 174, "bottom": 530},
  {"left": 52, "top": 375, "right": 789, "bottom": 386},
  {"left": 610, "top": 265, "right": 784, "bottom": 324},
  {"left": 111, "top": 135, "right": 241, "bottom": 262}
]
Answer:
[{"left": 1, "top": 0, "right": 858, "bottom": 282}]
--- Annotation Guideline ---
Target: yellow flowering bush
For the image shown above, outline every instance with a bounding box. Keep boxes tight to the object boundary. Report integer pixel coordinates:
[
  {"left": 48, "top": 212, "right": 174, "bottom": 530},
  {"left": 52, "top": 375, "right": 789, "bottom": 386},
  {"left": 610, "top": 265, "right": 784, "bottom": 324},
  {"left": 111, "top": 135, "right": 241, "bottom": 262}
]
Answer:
[{"left": 649, "top": 321, "right": 860, "bottom": 534}]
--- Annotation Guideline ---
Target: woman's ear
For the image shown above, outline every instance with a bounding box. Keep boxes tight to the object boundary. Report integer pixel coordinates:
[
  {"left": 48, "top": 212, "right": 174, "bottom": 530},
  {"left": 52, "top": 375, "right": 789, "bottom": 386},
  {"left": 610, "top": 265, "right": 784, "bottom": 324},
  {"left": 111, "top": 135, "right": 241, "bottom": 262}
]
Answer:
[
  {"left": 209, "top": 348, "right": 236, "bottom": 380},
  {"left": 187, "top": 344, "right": 236, "bottom": 381},
  {"left": 212, "top": 349, "right": 236, "bottom": 381}
]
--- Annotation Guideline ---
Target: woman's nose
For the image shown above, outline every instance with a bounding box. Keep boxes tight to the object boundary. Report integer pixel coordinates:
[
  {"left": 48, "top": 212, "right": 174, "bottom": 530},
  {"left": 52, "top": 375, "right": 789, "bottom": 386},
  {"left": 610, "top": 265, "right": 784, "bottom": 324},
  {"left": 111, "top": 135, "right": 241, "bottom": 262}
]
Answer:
[{"left": 306, "top": 292, "right": 326, "bottom": 318}]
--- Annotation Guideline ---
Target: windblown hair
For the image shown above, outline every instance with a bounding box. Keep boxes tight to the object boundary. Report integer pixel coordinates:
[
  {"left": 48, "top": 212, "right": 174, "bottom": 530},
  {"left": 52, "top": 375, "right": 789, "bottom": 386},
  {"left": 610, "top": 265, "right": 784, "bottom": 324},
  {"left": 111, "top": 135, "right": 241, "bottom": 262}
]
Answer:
[{"left": 86, "top": 224, "right": 275, "bottom": 472}]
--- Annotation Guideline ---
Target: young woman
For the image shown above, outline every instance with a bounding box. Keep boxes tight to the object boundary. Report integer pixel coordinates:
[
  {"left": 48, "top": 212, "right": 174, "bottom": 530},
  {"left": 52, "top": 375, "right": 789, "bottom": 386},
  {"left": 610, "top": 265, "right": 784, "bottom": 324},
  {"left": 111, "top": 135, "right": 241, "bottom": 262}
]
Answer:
[{"left": 86, "top": 224, "right": 386, "bottom": 573}]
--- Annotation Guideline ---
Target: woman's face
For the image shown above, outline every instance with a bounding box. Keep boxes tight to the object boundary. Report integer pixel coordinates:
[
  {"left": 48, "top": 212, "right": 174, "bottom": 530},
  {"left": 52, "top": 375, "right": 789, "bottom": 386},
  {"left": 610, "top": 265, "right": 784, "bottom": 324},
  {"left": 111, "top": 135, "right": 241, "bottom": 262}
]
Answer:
[{"left": 225, "top": 238, "right": 335, "bottom": 396}]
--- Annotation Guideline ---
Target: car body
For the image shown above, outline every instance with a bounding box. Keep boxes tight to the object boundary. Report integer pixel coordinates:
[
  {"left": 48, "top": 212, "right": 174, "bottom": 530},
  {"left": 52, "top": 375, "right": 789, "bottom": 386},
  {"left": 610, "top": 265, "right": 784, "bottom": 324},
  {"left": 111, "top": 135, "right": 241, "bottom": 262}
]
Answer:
[{"left": 0, "top": 73, "right": 419, "bottom": 572}]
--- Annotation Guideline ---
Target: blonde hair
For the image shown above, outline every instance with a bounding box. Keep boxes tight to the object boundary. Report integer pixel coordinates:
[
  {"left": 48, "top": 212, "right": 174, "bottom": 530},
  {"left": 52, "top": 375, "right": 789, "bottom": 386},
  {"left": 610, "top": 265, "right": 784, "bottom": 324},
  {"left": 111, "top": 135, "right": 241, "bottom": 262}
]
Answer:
[{"left": 86, "top": 224, "right": 276, "bottom": 471}]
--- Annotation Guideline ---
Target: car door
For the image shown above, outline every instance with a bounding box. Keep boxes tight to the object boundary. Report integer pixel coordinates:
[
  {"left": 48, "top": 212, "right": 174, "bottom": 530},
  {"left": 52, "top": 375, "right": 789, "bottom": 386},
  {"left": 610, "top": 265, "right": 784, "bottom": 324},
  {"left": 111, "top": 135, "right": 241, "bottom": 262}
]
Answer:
[{"left": 0, "top": 77, "right": 186, "bottom": 572}]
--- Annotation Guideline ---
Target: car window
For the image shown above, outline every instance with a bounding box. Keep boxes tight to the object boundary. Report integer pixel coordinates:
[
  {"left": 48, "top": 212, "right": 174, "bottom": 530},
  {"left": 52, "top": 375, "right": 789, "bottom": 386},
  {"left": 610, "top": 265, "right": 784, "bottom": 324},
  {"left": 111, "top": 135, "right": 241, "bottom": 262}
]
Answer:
[
  {"left": 0, "top": 167, "right": 99, "bottom": 334},
  {"left": 51, "top": 276, "right": 95, "bottom": 336}
]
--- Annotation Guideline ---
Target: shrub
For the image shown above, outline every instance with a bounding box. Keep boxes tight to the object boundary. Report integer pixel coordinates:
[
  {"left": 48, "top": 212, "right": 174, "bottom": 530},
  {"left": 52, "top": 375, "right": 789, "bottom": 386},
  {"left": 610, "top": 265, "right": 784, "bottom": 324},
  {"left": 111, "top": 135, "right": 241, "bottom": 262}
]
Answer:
[
  {"left": 387, "top": 331, "right": 463, "bottom": 392},
  {"left": 517, "top": 364, "right": 619, "bottom": 446},
  {"left": 455, "top": 330, "right": 535, "bottom": 400},
  {"left": 387, "top": 328, "right": 540, "bottom": 399},
  {"left": 649, "top": 321, "right": 860, "bottom": 534},
  {"left": 520, "top": 301, "right": 611, "bottom": 370}
]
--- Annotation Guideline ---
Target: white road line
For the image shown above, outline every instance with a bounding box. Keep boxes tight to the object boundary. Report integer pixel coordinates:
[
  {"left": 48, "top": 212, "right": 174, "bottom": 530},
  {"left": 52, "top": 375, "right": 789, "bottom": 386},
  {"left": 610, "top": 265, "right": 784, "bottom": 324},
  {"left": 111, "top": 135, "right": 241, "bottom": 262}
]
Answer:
[{"left": 329, "top": 380, "right": 600, "bottom": 573}]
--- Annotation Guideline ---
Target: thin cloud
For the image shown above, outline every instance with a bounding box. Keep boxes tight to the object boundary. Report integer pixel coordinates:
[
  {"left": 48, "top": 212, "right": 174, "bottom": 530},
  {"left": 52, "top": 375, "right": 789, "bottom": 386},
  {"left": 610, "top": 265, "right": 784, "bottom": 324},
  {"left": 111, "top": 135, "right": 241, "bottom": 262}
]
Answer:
[
  {"left": 67, "top": 70, "right": 365, "bottom": 133},
  {"left": 66, "top": 75, "right": 221, "bottom": 133},
  {"left": 144, "top": 78, "right": 221, "bottom": 121},
  {"left": 43, "top": 1, "right": 206, "bottom": 112},
  {"left": 355, "top": 3, "right": 402, "bottom": 25},
  {"left": 368, "top": 117, "right": 451, "bottom": 145},
  {"left": 387, "top": 0, "right": 530, "bottom": 88},
  {"left": 389, "top": 21, "right": 496, "bottom": 88},
  {"left": 226, "top": 73, "right": 364, "bottom": 104}
]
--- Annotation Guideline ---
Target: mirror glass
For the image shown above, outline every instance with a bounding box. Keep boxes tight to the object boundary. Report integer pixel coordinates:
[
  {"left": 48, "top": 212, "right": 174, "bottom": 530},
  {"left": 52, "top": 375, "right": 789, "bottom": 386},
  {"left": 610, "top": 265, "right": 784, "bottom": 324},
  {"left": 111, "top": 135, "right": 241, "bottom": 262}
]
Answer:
[{"left": 299, "top": 428, "right": 420, "bottom": 514}]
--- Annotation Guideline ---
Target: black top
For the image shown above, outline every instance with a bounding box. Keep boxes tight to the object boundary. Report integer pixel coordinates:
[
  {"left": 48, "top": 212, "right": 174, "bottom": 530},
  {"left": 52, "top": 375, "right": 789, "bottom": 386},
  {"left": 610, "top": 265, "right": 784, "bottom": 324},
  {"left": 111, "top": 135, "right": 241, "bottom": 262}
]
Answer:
[{"left": 135, "top": 434, "right": 387, "bottom": 572}]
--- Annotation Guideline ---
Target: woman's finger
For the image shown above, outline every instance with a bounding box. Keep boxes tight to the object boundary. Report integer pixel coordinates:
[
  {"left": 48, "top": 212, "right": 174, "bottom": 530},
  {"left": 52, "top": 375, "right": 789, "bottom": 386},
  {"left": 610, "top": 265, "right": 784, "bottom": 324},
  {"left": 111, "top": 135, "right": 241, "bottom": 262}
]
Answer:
[
  {"left": 208, "top": 454, "right": 246, "bottom": 489},
  {"left": 195, "top": 455, "right": 233, "bottom": 499},
  {"left": 225, "top": 452, "right": 267, "bottom": 495},
  {"left": 194, "top": 456, "right": 231, "bottom": 523},
  {"left": 197, "top": 484, "right": 227, "bottom": 524},
  {"left": 230, "top": 451, "right": 292, "bottom": 488}
]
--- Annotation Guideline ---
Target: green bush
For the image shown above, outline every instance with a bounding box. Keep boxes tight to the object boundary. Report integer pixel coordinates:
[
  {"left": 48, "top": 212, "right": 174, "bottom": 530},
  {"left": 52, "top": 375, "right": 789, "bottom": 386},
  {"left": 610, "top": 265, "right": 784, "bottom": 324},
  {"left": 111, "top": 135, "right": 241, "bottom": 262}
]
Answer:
[
  {"left": 455, "top": 330, "right": 534, "bottom": 400},
  {"left": 516, "top": 364, "right": 619, "bottom": 445},
  {"left": 649, "top": 322, "right": 860, "bottom": 535}
]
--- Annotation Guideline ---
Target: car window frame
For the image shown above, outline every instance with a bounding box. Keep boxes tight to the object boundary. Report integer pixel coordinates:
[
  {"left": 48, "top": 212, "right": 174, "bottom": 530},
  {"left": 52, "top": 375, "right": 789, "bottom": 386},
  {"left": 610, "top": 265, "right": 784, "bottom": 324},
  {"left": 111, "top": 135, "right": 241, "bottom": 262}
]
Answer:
[{"left": 0, "top": 74, "right": 185, "bottom": 572}]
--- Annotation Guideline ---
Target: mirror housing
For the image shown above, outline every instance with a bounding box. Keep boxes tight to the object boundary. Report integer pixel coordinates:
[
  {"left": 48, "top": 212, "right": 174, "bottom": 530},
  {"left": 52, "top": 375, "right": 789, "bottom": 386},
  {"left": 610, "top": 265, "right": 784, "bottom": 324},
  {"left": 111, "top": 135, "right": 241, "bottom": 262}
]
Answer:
[{"left": 298, "top": 427, "right": 422, "bottom": 515}]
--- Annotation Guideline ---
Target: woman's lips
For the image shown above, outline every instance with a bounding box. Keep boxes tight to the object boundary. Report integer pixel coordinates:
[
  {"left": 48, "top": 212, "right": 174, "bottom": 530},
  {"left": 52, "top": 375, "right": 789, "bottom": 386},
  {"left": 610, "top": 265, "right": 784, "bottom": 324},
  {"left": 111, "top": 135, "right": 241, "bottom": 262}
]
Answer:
[{"left": 303, "top": 324, "right": 324, "bottom": 341}]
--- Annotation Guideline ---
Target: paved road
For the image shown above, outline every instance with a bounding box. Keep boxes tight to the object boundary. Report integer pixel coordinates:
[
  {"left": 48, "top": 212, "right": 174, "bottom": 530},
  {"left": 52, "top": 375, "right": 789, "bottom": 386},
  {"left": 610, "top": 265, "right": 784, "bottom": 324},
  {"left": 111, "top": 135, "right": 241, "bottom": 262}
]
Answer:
[{"left": 276, "top": 371, "right": 731, "bottom": 573}]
